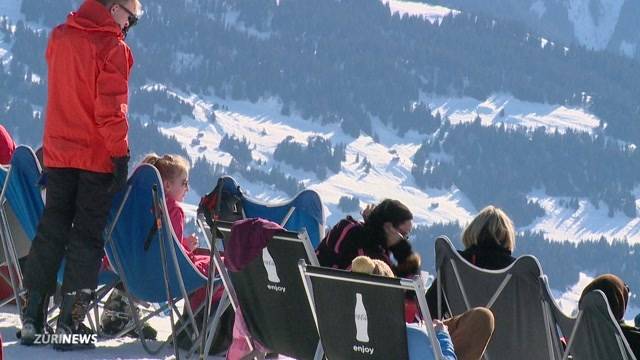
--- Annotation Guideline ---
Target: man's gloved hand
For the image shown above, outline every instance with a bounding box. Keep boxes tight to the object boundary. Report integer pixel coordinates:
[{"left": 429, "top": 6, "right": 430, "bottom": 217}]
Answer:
[{"left": 108, "top": 155, "right": 130, "bottom": 194}]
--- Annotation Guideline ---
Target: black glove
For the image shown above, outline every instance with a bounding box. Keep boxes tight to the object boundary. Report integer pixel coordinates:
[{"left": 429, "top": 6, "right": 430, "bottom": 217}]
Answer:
[{"left": 108, "top": 155, "right": 130, "bottom": 194}]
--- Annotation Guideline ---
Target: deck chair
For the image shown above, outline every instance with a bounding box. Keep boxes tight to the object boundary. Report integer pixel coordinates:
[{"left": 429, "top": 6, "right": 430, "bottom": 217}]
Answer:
[
  {"left": 209, "top": 176, "right": 325, "bottom": 247},
  {"left": 104, "top": 164, "right": 211, "bottom": 357},
  {"left": 201, "top": 219, "right": 323, "bottom": 360},
  {"left": 0, "top": 146, "right": 44, "bottom": 310},
  {"left": 299, "top": 263, "right": 444, "bottom": 360},
  {"left": 434, "top": 236, "right": 557, "bottom": 360},
  {"left": 540, "top": 280, "right": 637, "bottom": 360}
]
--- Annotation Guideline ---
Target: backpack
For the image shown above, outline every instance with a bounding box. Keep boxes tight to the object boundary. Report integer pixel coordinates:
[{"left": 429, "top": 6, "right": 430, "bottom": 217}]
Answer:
[
  {"left": 315, "top": 216, "right": 362, "bottom": 269},
  {"left": 198, "top": 178, "right": 244, "bottom": 228}
]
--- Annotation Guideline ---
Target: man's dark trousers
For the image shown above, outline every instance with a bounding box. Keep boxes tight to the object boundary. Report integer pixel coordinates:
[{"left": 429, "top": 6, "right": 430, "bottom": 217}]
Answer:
[{"left": 23, "top": 168, "right": 114, "bottom": 294}]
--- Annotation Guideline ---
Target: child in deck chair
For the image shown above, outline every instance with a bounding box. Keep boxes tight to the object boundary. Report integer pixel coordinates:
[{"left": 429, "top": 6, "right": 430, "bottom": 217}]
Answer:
[
  {"left": 351, "top": 256, "right": 458, "bottom": 360},
  {"left": 580, "top": 274, "right": 640, "bottom": 358},
  {"left": 139, "top": 154, "right": 218, "bottom": 310},
  {"left": 100, "top": 154, "right": 219, "bottom": 338}
]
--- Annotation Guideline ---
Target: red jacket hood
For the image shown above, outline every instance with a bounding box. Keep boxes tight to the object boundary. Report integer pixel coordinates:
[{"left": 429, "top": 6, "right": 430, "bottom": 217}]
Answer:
[{"left": 66, "top": 0, "right": 123, "bottom": 38}]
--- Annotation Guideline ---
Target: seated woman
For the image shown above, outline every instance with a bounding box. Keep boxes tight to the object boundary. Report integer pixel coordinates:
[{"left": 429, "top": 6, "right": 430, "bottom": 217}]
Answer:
[
  {"left": 323, "top": 197, "right": 494, "bottom": 360},
  {"left": 316, "top": 199, "right": 422, "bottom": 278},
  {"left": 427, "top": 205, "right": 516, "bottom": 318},
  {"left": 351, "top": 256, "right": 458, "bottom": 360},
  {"left": 579, "top": 274, "right": 640, "bottom": 357}
]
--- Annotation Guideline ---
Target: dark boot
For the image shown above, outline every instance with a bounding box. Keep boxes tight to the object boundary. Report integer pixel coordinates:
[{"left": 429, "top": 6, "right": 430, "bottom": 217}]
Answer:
[
  {"left": 100, "top": 288, "right": 157, "bottom": 340},
  {"left": 19, "top": 290, "right": 49, "bottom": 346},
  {"left": 53, "top": 289, "right": 97, "bottom": 351}
]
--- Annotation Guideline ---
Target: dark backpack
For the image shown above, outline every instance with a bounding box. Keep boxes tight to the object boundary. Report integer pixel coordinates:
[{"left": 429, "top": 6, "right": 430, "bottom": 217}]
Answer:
[
  {"left": 315, "top": 216, "right": 362, "bottom": 268},
  {"left": 198, "top": 178, "right": 244, "bottom": 228}
]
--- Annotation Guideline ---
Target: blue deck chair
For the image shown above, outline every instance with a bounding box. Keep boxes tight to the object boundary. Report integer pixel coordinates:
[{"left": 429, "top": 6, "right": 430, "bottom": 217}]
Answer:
[
  {"left": 104, "top": 164, "right": 210, "bottom": 356},
  {"left": 216, "top": 176, "right": 325, "bottom": 247},
  {"left": 0, "top": 146, "right": 44, "bottom": 310}
]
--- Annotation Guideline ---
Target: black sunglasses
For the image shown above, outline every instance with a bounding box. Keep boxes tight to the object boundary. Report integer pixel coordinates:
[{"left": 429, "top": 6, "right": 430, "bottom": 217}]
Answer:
[{"left": 116, "top": 3, "right": 138, "bottom": 36}]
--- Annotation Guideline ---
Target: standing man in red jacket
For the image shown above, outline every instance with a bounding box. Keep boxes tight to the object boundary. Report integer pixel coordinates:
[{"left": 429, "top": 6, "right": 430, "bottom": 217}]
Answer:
[{"left": 20, "top": 0, "right": 142, "bottom": 350}]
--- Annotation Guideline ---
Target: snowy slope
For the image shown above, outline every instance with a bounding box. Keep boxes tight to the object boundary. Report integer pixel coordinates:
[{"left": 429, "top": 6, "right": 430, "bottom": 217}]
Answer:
[
  {"left": 423, "top": 93, "right": 600, "bottom": 134},
  {"left": 567, "top": 0, "right": 625, "bottom": 51},
  {"left": 146, "top": 84, "right": 640, "bottom": 243},
  {"left": 527, "top": 189, "right": 640, "bottom": 244},
  {"left": 432, "top": 0, "right": 640, "bottom": 57},
  {"left": 381, "top": 0, "right": 460, "bottom": 24},
  {"left": 154, "top": 87, "right": 477, "bottom": 228}
]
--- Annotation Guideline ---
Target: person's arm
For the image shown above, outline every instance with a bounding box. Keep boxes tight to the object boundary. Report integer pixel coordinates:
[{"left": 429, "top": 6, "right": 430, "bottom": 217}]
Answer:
[
  {"left": 95, "top": 42, "right": 133, "bottom": 158},
  {"left": 435, "top": 329, "right": 457, "bottom": 360},
  {"left": 168, "top": 203, "right": 189, "bottom": 252}
]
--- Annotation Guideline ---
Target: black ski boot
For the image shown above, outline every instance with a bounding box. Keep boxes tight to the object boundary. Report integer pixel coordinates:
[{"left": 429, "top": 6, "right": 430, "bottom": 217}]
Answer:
[
  {"left": 19, "top": 290, "right": 49, "bottom": 346},
  {"left": 53, "top": 289, "right": 97, "bottom": 351}
]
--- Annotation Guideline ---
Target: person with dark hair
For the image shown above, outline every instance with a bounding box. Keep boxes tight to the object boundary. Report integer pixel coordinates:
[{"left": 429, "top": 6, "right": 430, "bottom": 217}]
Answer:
[
  {"left": 0, "top": 125, "right": 16, "bottom": 165},
  {"left": 316, "top": 199, "right": 421, "bottom": 278},
  {"left": 580, "top": 274, "right": 640, "bottom": 357},
  {"left": 19, "top": 0, "right": 142, "bottom": 350}
]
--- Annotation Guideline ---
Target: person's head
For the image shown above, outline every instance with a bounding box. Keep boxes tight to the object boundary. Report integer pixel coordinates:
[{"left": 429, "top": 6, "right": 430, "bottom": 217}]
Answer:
[
  {"left": 462, "top": 205, "right": 516, "bottom": 252},
  {"left": 365, "top": 199, "right": 413, "bottom": 242},
  {"left": 351, "top": 256, "right": 394, "bottom": 278},
  {"left": 580, "top": 274, "right": 629, "bottom": 322},
  {"left": 98, "top": 0, "right": 142, "bottom": 33},
  {"left": 142, "top": 153, "right": 190, "bottom": 202}
]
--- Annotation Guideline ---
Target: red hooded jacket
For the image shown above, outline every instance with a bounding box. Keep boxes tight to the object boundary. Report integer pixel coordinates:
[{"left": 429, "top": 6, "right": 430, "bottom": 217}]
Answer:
[
  {"left": 43, "top": 0, "right": 134, "bottom": 173},
  {"left": 0, "top": 125, "right": 16, "bottom": 165}
]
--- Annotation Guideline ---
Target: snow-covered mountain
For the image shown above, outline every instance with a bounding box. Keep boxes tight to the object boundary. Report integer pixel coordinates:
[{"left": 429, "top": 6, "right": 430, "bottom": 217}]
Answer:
[
  {"left": 147, "top": 83, "right": 640, "bottom": 244},
  {"left": 2, "top": 0, "right": 639, "bottom": 245},
  {"left": 429, "top": 0, "right": 640, "bottom": 57}
]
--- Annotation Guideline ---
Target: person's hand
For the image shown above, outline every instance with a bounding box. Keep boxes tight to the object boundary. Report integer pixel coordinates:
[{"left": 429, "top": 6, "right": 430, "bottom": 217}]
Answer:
[
  {"left": 361, "top": 204, "right": 375, "bottom": 221},
  {"left": 433, "top": 320, "right": 448, "bottom": 333},
  {"left": 108, "top": 155, "right": 130, "bottom": 194},
  {"left": 185, "top": 233, "right": 199, "bottom": 251},
  {"left": 383, "top": 222, "right": 404, "bottom": 247}
]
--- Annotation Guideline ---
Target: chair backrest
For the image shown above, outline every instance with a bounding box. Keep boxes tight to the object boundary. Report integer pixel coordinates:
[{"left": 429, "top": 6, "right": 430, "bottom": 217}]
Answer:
[
  {"left": 104, "top": 164, "right": 206, "bottom": 303},
  {"left": 544, "top": 286, "right": 637, "bottom": 360},
  {"left": 0, "top": 146, "right": 43, "bottom": 264},
  {"left": 215, "top": 220, "right": 321, "bottom": 359},
  {"left": 300, "top": 264, "right": 442, "bottom": 360},
  {"left": 435, "top": 236, "right": 555, "bottom": 360},
  {"left": 217, "top": 176, "right": 325, "bottom": 247}
]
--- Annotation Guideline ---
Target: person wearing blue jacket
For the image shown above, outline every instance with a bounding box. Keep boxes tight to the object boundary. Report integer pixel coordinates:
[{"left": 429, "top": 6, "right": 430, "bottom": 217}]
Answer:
[{"left": 351, "top": 256, "right": 457, "bottom": 360}]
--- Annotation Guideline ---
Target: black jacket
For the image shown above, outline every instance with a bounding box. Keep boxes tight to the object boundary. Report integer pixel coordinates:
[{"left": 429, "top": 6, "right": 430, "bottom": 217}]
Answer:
[
  {"left": 621, "top": 323, "right": 640, "bottom": 358},
  {"left": 315, "top": 216, "right": 417, "bottom": 277},
  {"left": 426, "top": 243, "right": 516, "bottom": 318}
]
